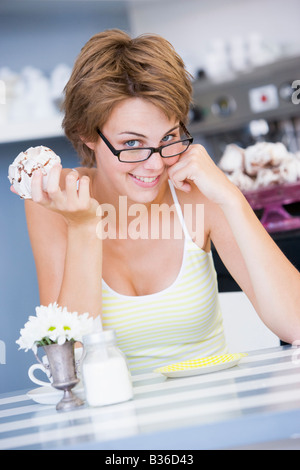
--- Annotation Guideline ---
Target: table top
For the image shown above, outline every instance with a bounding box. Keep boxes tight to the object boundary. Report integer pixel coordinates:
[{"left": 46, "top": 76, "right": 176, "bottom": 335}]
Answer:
[{"left": 2, "top": 345, "right": 300, "bottom": 450}]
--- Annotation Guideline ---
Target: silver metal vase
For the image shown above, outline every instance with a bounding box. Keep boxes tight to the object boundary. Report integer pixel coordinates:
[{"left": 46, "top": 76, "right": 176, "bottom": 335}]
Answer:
[{"left": 42, "top": 340, "right": 84, "bottom": 411}]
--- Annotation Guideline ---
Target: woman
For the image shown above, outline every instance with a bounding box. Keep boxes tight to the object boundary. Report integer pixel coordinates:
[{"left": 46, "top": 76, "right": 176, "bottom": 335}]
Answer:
[{"left": 21, "top": 29, "right": 300, "bottom": 371}]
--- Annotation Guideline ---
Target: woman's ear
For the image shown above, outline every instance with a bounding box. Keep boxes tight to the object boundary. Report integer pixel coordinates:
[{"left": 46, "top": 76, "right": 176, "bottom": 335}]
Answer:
[{"left": 79, "top": 136, "right": 96, "bottom": 151}]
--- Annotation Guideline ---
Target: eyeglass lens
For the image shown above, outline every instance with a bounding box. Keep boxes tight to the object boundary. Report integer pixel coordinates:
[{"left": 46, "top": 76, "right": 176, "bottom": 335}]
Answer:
[{"left": 119, "top": 139, "right": 191, "bottom": 162}]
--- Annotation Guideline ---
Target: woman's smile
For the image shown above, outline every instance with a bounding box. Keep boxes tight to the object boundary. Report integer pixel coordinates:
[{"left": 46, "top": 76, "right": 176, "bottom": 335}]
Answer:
[{"left": 128, "top": 172, "right": 161, "bottom": 187}]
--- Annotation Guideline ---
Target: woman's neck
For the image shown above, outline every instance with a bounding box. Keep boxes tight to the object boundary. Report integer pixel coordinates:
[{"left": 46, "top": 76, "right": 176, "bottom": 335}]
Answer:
[{"left": 90, "top": 169, "right": 173, "bottom": 239}]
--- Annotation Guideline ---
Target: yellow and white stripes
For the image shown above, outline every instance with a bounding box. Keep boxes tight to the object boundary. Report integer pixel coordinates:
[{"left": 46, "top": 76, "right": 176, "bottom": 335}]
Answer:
[{"left": 101, "top": 181, "right": 228, "bottom": 372}]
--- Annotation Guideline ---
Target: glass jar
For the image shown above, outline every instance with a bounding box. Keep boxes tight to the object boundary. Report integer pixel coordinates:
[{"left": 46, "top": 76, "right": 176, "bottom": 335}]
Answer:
[{"left": 81, "top": 329, "right": 133, "bottom": 407}]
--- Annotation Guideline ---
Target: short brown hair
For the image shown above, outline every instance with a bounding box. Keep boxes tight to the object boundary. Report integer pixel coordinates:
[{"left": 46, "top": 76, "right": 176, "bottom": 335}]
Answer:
[{"left": 62, "top": 29, "right": 193, "bottom": 167}]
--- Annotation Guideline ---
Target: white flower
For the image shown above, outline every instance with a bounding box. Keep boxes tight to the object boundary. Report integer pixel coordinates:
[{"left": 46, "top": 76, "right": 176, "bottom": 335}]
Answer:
[{"left": 16, "top": 302, "right": 94, "bottom": 353}]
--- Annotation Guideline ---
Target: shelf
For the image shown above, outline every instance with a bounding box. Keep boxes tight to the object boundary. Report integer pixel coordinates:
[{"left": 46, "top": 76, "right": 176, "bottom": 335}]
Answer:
[
  {"left": 0, "top": 115, "right": 64, "bottom": 144},
  {"left": 243, "top": 182, "right": 300, "bottom": 233}
]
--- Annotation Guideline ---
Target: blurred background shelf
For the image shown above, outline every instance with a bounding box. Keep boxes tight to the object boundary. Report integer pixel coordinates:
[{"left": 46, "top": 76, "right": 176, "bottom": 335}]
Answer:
[{"left": 0, "top": 115, "right": 64, "bottom": 144}]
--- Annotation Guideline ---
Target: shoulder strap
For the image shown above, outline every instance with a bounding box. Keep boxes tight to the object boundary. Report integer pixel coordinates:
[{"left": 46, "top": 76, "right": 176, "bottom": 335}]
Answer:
[{"left": 168, "top": 179, "right": 192, "bottom": 241}]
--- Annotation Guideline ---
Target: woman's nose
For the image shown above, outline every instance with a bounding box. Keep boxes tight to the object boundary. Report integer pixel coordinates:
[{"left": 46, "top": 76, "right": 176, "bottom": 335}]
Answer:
[{"left": 143, "top": 151, "right": 164, "bottom": 170}]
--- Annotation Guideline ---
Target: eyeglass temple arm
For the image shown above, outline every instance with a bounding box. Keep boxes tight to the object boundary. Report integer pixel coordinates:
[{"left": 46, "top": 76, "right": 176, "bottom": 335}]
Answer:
[
  {"left": 97, "top": 129, "right": 119, "bottom": 156},
  {"left": 180, "top": 121, "right": 192, "bottom": 139}
]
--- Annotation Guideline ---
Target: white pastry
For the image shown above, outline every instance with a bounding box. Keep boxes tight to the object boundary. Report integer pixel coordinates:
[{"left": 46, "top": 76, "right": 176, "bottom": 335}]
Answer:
[
  {"left": 244, "top": 142, "right": 273, "bottom": 176},
  {"left": 253, "top": 168, "right": 281, "bottom": 189},
  {"left": 295, "top": 151, "right": 300, "bottom": 161},
  {"left": 226, "top": 170, "right": 254, "bottom": 191},
  {"left": 221, "top": 141, "right": 299, "bottom": 190},
  {"left": 269, "top": 142, "right": 290, "bottom": 166},
  {"left": 278, "top": 157, "right": 300, "bottom": 184},
  {"left": 8, "top": 145, "right": 61, "bottom": 199},
  {"left": 244, "top": 141, "right": 292, "bottom": 176},
  {"left": 218, "top": 144, "right": 244, "bottom": 173}
]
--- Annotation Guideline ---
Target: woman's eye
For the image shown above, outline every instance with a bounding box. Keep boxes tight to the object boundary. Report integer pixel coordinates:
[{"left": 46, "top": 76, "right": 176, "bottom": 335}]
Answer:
[
  {"left": 125, "top": 140, "right": 140, "bottom": 148},
  {"left": 162, "top": 134, "right": 176, "bottom": 143}
]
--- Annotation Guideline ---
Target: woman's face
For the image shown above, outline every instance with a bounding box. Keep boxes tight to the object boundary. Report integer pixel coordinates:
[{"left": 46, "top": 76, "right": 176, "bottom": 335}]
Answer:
[{"left": 88, "top": 98, "right": 182, "bottom": 204}]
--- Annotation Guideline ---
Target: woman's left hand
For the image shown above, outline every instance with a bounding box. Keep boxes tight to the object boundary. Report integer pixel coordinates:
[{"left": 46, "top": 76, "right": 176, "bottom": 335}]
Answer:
[{"left": 167, "top": 144, "right": 239, "bottom": 206}]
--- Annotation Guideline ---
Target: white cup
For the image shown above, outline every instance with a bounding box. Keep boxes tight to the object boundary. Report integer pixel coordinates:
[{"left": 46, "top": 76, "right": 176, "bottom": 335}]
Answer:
[{"left": 28, "top": 347, "right": 83, "bottom": 387}]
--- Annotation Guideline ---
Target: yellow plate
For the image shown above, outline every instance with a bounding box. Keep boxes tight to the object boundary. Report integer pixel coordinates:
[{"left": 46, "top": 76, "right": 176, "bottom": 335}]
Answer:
[{"left": 154, "top": 353, "right": 247, "bottom": 378}]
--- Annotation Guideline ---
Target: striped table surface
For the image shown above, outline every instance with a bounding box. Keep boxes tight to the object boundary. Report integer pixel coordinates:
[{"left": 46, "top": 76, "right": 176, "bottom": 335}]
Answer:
[{"left": 2, "top": 345, "right": 300, "bottom": 450}]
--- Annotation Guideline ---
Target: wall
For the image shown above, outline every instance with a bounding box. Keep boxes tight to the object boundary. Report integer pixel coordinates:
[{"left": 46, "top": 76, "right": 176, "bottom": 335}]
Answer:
[
  {"left": 0, "top": 0, "right": 131, "bottom": 72},
  {"left": 0, "top": 138, "right": 79, "bottom": 393},
  {"left": 128, "top": 0, "right": 300, "bottom": 76},
  {"left": 0, "top": 0, "right": 131, "bottom": 394}
]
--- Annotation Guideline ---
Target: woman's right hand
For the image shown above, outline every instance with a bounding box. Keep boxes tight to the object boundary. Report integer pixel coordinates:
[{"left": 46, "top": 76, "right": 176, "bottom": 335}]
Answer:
[{"left": 30, "top": 164, "right": 100, "bottom": 227}]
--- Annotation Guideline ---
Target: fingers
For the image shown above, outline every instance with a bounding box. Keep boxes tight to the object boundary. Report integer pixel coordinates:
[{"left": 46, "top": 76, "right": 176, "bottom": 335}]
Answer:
[
  {"left": 31, "top": 165, "right": 94, "bottom": 218},
  {"left": 65, "top": 169, "right": 80, "bottom": 205},
  {"left": 31, "top": 168, "right": 51, "bottom": 203},
  {"left": 77, "top": 175, "right": 91, "bottom": 206},
  {"left": 173, "top": 179, "right": 192, "bottom": 192},
  {"left": 167, "top": 147, "right": 207, "bottom": 193},
  {"left": 46, "top": 164, "right": 63, "bottom": 198},
  {"left": 65, "top": 170, "right": 92, "bottom": 210},
  {"left": 171, "top": 179, "right": 192, "bottom": 193},
  {"left": 168, "top": 162, "right": 193, "bottom": 193},
  {"left": 31, "top": 164, "right": 64, "bottom": 206},
  {"left": 10, "top": 185, "right": 19, "bottom": 195}
]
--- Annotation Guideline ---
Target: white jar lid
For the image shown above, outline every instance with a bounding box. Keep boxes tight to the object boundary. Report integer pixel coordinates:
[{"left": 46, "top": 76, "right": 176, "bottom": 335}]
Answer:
[{"left": 83, "top": 329, "right": 116, "bottom": 346}]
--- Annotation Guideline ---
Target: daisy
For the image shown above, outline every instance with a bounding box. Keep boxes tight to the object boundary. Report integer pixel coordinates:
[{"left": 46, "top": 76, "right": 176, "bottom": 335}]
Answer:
[{"left": 16, "top": 303, "right": 94, "bottom": 353}]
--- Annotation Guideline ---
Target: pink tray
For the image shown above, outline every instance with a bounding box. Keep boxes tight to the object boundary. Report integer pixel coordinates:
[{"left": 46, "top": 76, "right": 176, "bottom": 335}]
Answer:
[{"left": 243, "top": 181, "right": 300, "bottom": 233}]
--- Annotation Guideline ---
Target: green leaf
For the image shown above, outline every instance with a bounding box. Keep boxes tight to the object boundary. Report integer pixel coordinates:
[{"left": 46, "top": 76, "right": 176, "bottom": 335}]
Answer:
[{"left": 36, "top": 337, "right": 56, "bottom": 347}]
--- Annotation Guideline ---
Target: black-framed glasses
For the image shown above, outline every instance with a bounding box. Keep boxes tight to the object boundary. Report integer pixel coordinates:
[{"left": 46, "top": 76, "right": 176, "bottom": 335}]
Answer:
[{"left": 96, "top": 122, "right": 193, "bottom": 163}]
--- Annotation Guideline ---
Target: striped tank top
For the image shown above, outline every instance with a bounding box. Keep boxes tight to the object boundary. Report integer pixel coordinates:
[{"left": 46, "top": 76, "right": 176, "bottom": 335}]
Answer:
[{"left": 101, "top": 180, "right": 228, "bottom": 372}]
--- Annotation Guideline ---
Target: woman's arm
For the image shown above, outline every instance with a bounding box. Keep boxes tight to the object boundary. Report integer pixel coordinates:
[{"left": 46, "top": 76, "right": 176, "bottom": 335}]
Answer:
[
  {"left": 210, "top": 190, "right": 300, "bottom": 343},
  {"left": 168, "top": 144, "right": 300, "bottom": 343},
  {"left": 24, "top": 165, "right": 102, "bottom": 319},
  {"left": 58, "top": 222, "right": 102, "bottom": 317}
]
